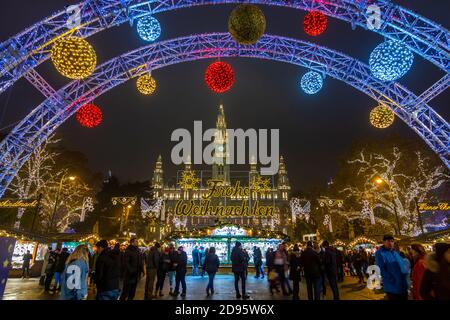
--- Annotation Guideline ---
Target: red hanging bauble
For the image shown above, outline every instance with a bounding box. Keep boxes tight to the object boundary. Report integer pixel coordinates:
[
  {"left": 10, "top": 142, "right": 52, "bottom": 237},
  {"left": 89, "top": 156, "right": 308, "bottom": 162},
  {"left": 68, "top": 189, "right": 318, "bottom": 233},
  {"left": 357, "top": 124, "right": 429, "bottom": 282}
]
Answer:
[
  {"left": 303, "top": 11, "right": 328, "bottom": 36},
  {"left": 204, "top": 61, "right": 234, "bottom": 93},
  {"left": 76, "top": 103, "right": 103, "bottom": 128}
]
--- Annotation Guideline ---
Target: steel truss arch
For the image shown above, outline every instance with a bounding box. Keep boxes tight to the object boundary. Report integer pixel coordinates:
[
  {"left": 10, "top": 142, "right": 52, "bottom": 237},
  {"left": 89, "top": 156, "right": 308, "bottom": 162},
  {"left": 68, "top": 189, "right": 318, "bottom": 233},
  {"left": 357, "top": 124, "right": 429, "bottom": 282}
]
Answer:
[
  {"left": 0, "top": 33, "right": 448, "bottom": 198},
  {"left": 0, "top": 0, "right": 449, "bottom": 96}
]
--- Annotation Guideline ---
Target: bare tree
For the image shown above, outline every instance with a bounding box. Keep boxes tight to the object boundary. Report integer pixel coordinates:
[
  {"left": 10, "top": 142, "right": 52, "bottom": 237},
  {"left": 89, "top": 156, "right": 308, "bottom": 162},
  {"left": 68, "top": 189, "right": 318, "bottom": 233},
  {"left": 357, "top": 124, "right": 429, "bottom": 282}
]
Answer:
[
  {"left": 341, "top": 147, "right": 449, "bottom": 236},
  {"left": 8, "top": 136, "right": 93, "bottom": 232}
]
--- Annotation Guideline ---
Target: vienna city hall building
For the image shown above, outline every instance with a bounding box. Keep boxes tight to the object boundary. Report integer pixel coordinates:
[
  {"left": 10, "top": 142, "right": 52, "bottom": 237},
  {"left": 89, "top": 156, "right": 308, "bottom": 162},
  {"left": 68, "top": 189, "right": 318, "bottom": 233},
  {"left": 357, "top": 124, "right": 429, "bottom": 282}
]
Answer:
[{"left": 147, "top": 105, "right": 293, "bottom": 262}]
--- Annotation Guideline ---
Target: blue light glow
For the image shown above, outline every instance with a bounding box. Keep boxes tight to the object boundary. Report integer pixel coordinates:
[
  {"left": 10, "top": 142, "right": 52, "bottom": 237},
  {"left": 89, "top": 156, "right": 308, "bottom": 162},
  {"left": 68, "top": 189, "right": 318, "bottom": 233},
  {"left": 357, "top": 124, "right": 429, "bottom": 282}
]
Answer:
[
  {"left": 137, "top": 16, "right": 161, "bottom": 42},
  {"left": 300, "top": 71, "right": 323, "bottom": 94},
  {"left": 369, "top": 40, "right": 414, "bottom": 81}
]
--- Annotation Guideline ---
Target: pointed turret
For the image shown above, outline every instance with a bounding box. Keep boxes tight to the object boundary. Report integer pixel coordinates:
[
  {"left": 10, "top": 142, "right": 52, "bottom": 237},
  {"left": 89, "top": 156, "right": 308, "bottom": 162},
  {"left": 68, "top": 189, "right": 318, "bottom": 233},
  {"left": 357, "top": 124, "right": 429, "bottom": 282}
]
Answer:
[
  {"left": 212, "top": 104, "right": 230, "bottom": 185},
  {"left": 152, "top": 155, "right": 164, "bottom": 197},
  {"left": 277, "top": 155, "right": 291, "bottom": 200}
]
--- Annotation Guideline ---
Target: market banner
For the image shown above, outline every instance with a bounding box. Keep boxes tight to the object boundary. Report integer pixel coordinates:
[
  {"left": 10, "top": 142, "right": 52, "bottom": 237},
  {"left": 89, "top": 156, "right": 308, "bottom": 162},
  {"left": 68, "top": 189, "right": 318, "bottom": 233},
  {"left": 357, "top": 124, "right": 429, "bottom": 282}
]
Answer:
[
  {"left": 0, "top": 198, "right": 39, "bottom": 208},
  {"left": 0, "top": 237, "right": 16, "bottom": 299},
  {"left": 417, "top": 201, "right": 450, "bottom": 212}
]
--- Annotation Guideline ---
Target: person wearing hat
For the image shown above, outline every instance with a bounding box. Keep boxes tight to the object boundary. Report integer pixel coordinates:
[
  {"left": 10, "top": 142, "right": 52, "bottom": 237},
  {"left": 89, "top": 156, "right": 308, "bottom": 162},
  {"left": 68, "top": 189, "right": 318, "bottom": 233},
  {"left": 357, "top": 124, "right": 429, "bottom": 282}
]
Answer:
[
  {"left": 94, "top": 240, "right": 121, "bottom": 300},
  {"left": 375, "top": 234, "right": 409, "bottom": 300},
  {"left": 231, "top": 241, "right": 249, "bottom": 299},
  {"left": 420, "top": 242, "right": 450, "bottom": 300}
]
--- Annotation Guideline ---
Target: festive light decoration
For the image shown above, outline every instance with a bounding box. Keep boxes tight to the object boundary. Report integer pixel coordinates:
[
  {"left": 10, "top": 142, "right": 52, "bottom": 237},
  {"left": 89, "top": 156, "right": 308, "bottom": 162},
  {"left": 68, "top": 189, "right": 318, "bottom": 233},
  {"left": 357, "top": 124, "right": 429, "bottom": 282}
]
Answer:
[
  {"left": 323, "top": 214, "right": 333, "bottom": 232},
  {"left": 303, "top": 11, "right": 328, "bottom": 36},
  {"left": 361, "top": 199, "right": 376, "bottom": 224},
  {"left": 348, "top": 237, "right": 377, "bottom": 249},
  {"left": 76, "top": 104, "right": 103, "bottom": 128},
  {"left": 141, "top": 197, "right": 165, "bottom": 219},
  {"left": 228, "top": 4, "right": 266, "bottom": 45},
  {"left": 367, "top": 265, "right": 382, "bottom": 290},
  {"left": 250, "top": 175, "right": 271, "bottom": 194},
  {"left": 51, "top": 37, "right": 97, "bottom": 79},
  {"left": 204, "top": 61, "right": 234, "bottom": 93},
  {"left": 290, "top": 198, "right": 311, "bottom": 223},
  {"left": 301, "top": 71, "right": 323, "bottom": 94},
  {"left": 369, "top": 40, "right": 414, "bottom": 81},
  {"left": 370, "top": 105, "right": 395, "bottom": 128},
  {"left": 137, "top": 74, "right": 157, "bottom": 95},
  {"left": 178, "top": 170, "right": 199, "bottom": 190},
  {"left": 136, "top": 16, "right": 161, "bottom": 42}
]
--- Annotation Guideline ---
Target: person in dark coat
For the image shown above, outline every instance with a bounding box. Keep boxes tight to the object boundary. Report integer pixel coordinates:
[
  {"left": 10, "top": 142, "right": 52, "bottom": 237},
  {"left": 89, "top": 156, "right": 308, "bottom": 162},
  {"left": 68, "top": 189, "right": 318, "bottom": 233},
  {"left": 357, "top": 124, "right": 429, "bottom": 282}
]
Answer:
[
  {"left": 22, "top": 250, "right": 33, "bottom": 278},
  {"left": 53, "top": 247, "right": 70, "bottom": 291},
  {"left": 204, "top": 247, "right": 220, "bottom": 296},
  {"left": 172, "top": 246, "right": 188, "bottom": 297},
  {"left": 119, "top": 238, "right": 142, "bottom": 300},
  {"left": 144, "top": 242, "right": 160, "bottom": 300},
  {"left": 192, "top": 246, "right": 199, "bottom": 276},
  {"left": 253, "top": 246, "right": 264, "bottom": 279},
  {"left": 155, "top": 247, "right": 171, "bottom": 297},
  {"left": 300, "top": 241, "right": 322, "bottom": 300},
  {"left": 322, "top": 240, "right": 340, "bottom": 300},
  {"left": 231, "top": 241, "right": 249, "bottom": 299},
  {"left": 336, "top": 248, "right": 344, "bottom": 282},
  {"left": 265, "top": 248, "right": 274, "bottom": 273},
  {"left": 44, "top": 249, "right": 58, "bottom": 292},
  {"left": 420, "top": 242, "right": 450, "bottom": 300},
  {"left": 289, "top": 244, "right": 302, "bottom": 300},
  {"left": 95, "top": 240, "right": 121, "bottom": 300}
]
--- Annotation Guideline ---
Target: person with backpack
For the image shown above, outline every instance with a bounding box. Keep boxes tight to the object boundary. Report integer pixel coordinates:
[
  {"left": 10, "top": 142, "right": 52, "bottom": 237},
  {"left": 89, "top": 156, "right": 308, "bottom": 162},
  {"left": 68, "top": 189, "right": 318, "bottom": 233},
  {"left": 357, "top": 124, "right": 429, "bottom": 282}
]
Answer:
[
  {"left": 289, "top": 244, "right": 302, "bottom": 300},
  {"left": 120, "top": 238, "right": 143, "bottom": 300},
  {"left": 231, "top": 241, "right": 249, "bottom": 299},
  {"left": 155, "top": 247, "right": 171, "bottom": 297},
  {"left": 172, "top": 246, "right": 188, "bottom": 297},
  {"left": 60, "top": 245, "right": 89, "bottom": 300},
  {"left": 300, "top": 241, "right": 322, "bottom": 300}
]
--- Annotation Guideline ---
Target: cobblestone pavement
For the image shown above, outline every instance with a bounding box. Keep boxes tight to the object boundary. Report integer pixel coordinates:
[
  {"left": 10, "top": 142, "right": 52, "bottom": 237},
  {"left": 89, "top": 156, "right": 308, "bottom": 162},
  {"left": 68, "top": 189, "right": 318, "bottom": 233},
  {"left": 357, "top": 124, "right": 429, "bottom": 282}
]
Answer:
[{"left": 3, "top": 274, "right": 385, "bottom": 300}]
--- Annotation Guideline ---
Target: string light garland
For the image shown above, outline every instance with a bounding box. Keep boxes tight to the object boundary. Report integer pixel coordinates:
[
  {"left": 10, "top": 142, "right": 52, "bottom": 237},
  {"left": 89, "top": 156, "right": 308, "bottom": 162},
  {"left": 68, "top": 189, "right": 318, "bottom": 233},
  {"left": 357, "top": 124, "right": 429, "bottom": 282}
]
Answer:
[
  {"left": 369, "top": 40, "right": 414, "bottom": 81},
  {"left": 349, "top": 236, "right": 377, "bottom": 249},
  {"left": 204, "top": 61, "right": 235, "bottom": 93},
  {"left": 137, "top": 74, "right": 157, "bottom": 95},
  {"left": 76, "top": 104, "right": 103, "bottom": 128},
  {"left": 136, "top": 16, "right": 161, "bottom": 42},
  {"left": 51, "top": 37, "right": 97, "bottom": 79},
  {"left": 228, "top": 4, "right": 266, "bottom": 45},
  {"left": 370, "top": 105, "right": 395, "bottom": 128},
  {"left": 301, "top": 71, "right": 323, "bottom": 94},
  {"left": 303, "top": 11, "right": 328, "bottom": 36}
]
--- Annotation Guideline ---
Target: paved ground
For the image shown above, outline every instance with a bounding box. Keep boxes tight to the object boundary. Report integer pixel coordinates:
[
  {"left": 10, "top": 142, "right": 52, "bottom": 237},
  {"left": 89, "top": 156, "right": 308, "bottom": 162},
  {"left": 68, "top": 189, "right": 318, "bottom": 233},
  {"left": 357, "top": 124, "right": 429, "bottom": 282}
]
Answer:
[{"left": 3, "top": 273, "right": 385, "bottom": 300}]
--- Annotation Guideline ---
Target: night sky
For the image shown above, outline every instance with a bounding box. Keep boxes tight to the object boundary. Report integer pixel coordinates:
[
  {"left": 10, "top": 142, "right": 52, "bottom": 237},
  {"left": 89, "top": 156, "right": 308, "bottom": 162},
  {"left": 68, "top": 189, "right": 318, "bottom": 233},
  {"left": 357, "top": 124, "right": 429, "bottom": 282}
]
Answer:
[{"left": 0, "top": 0, "right": 449, "bottom": 192}]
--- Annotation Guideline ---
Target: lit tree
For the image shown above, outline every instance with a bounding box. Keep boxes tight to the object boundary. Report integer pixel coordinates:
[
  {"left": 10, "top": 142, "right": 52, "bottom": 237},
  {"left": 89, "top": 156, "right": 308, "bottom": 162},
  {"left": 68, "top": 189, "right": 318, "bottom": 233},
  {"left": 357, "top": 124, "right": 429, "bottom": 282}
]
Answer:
[
  {"left": 340, "top": 147, "right": 449, "bottom": 236},
  {"left": 8, "top": 136, "right": 93, "bottom": 232}
]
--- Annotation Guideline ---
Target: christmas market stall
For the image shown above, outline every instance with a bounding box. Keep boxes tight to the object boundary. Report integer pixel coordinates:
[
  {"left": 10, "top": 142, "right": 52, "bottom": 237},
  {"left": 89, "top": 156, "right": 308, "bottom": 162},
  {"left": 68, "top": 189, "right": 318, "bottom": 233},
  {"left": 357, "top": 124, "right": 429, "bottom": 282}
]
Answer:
[
  {"left": 348, "top": 236, "right": 379, "bottom": 253},
  {"left": 167, "top": 224, "right": 288, "bottom": 264}
]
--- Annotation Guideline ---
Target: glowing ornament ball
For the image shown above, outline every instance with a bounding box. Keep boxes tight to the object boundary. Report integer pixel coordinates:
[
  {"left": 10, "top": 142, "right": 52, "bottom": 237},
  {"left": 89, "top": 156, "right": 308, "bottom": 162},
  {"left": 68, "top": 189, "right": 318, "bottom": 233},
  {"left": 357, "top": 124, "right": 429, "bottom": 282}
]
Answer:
[
  {"left": 137, "top": 74, "right": 157, "bottom": 95},
  {"left": 76, "top": 104, "right": 103, "bottom": 128},
  {"left": 301, "top": 71, "right": 323, "bottom": 94},
  {"left": 370, "top": 105, "right": 395, "bottom": 128},
  {"left": 137, "top": 16, "right": 161, "bottom": 42},
  {"left": 204, "top": 62, "right": 234, "bottom": 93},
  {"left": 228, "top": 4, "right": 266, "bottom": 45},
  {"left": 369, "top": 40, "right": 414, "bottom": 81},
  {"left": 303, "top": 11, "right": 327, "bottom": 36},
  {"left": 51, "top": 37, "right": 97, "bottom": 79}
]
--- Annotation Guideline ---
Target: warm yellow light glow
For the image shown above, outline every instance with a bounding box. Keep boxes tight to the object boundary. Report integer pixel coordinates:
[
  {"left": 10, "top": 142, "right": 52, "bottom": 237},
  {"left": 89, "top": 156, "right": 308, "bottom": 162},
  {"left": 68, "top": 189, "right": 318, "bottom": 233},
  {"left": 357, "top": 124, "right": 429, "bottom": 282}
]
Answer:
[
  {"left": 375, "top": 178, "right": 384, "bottom": 185},
  {"left": 69, "top": 176, "right": 76, "bottom": 181},
  {"left": 127, "top": 205, "right": 132, "bottom": 209},
  {"left": 51, "top": 37, "right": 97, "bottom": 79},
  {"left": 370, "top": 105, "right": 395, "bottom": 128},
  {"left": 137, "top": 74, "right": 157, "bottom": 95}
]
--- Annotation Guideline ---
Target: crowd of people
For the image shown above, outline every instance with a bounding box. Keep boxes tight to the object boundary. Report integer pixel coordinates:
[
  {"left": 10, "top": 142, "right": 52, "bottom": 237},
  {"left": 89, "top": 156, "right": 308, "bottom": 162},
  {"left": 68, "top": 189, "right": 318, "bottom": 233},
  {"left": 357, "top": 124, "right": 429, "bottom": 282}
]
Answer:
[{"left": 33, "top": 234, "right": 449, "bottom": 301}]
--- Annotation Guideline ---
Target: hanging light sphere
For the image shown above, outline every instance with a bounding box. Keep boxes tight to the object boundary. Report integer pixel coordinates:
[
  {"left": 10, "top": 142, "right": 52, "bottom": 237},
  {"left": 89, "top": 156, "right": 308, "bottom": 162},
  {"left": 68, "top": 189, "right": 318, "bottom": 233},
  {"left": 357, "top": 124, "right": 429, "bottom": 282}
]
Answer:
[
  {"left": 76, "top": 104, "right": 103, "bottom": 128},
  {"left": 370, "top": 105, "right": 395, "bottom": 128},
  {"left": 228, "top": 4, "right": 266, "bottom": 45},
  {"left": 204, "top": 61, "right": 235, "bottom": 93},
  {"left": 51, "top": 37, "right": 97, "bottom": 79},
  {"left": 137, "top": 74, "right": 157, "bottom": 95},
  {"left": 303, "top": 11, "right": 328, "bottom": 36},
  {"left": 369, "top": 40, "right": 414, "bottom": 81},
  {"left": 136, "top": 16, "right": 161, "bottom": 42},
  {"left": 300, "top": 71, "right": 323, "bottom": 95}
]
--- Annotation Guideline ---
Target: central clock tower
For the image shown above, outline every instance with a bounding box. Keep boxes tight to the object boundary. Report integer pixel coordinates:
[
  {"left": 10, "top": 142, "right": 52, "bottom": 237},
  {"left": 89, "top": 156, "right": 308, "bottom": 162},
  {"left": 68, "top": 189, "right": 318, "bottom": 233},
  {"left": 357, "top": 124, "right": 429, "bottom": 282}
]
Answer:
[{"left": 212, "top": 104, "right": 230, "bottom": 185}]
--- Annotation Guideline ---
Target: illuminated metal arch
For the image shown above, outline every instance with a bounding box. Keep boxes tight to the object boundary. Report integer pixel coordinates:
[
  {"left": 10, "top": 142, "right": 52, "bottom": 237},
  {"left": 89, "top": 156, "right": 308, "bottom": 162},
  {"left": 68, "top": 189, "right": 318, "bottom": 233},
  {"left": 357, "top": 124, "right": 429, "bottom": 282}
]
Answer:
[
  {"left": 0, "top": 0, "right": 449, "bottom": 95},
  {"left": 0, "top": 33, "right": 448, "bottom": 198}
]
